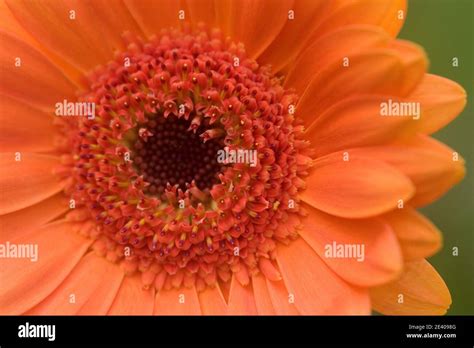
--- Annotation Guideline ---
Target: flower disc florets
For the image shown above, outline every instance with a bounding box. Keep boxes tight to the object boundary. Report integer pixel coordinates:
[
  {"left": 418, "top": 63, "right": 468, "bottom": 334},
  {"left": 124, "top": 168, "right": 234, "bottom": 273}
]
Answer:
[{"left": 57, "top": 26, "right": 311, "bottom": 291}]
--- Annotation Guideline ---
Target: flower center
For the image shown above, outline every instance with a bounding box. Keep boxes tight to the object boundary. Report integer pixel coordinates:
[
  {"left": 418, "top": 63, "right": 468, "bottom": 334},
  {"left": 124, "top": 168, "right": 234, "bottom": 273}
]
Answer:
[
  {"left": 131, "top": 115, "right": 224, "bottom": 195},
  {"left": 56, "top": 26, "right": 311, "bottom": 292}
]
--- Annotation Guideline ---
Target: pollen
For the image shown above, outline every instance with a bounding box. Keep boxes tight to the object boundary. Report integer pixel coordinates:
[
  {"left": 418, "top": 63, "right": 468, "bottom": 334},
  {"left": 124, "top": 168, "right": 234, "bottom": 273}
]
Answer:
[{"left": 55, "top": 25, "right": 311, "bottom": 292}]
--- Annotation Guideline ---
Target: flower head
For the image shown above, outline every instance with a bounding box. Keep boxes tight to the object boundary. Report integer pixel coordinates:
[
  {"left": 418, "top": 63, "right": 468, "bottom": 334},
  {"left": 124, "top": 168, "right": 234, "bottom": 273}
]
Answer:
[
  {"left": 0, "top": 0, "right": 466, "bottom": 315},
  {"left": 61, "top": 27, "right": 308, "bottom": 292}
]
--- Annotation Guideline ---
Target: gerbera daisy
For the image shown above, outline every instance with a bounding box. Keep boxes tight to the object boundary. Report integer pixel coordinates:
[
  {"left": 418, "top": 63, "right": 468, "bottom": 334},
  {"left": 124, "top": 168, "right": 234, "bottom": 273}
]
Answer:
[{"left": 0, "top": 0, "right": 466, "bottom": 315}]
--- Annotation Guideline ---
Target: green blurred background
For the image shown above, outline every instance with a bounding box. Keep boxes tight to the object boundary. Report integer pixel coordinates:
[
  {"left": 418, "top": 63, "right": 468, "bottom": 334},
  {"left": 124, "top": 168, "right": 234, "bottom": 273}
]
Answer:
[{"left": 399, "top": 0, "right": 473, "bottom": 315}]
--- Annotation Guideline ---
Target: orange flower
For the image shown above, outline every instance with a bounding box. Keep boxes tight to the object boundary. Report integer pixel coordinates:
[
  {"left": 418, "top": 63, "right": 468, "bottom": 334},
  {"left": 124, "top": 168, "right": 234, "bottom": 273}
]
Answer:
[{"left": 0, "top": 0, "right": 466, "bottom": 315}]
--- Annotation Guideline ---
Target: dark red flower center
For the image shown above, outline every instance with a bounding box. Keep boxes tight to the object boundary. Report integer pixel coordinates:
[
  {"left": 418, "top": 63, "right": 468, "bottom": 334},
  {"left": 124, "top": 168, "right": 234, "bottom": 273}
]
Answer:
[
  {"left": 131, "top": 115, "right": 224, "bottom": 194},
  {"left": 56, "top": 26, "right": 311, "bottom": 291}
]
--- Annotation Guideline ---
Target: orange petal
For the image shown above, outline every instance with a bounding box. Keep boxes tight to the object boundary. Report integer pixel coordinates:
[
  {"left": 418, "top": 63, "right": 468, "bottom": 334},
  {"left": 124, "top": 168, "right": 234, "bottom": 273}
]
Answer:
[
  {"left": 215, "top": 0, "right": 294, "bottom": 59},
  {"left": 0, "top": 221, "right": 92, "bottom": 314},
  {"left": 0, "top": 193, "right": 67, "bottom": 241},
  {"left": 251, "top": 274, "right": 275, "bottom": 315},
  {"left": 285, "top": 25, "right": 390, "bottom": 95},
  {"left": 301, "top": 152, "right": 415, "bottom": 219},
  {"left": 185, "top": 0, "right": 216, "bottom": 28},
  {"left": 0, "top": 1, "right": 85, "bottom": 88},
  {"left": 108, "top": 274, "right": 155, "bottom": 315},
  {"left": 296, "top": 41, "right": 426, "bottom": 126},
  {"left": 258, "top": 0, "right": 331, "bottom": 72},
  {"left": 0, "top": 153, "right": 65, "bottom": 215},
  {"left": 410, "top": 74, "right": 467, "bottom": 134},
  {"left": 265, "top": 278, "right": 300, "bottom": 315},
  {"left": 227, "top": 275, "right": 258, "bottom": 315},
  {"left": 387, "top": 40, "right": 428, "bottom": 96},
  {"left": 276, "top": 238, "right": 370, "bottom": 315},
  {"left": 0, "top": 0, "right": 39, "bottom": 48},
  {"left": 299, "top": 203, "right": 403, "bottom": 287},
  {"left": 218, "top": 279, "right": 231, "bottom": 303},
  {"left": 198, "top": 285, "right": 228, "bottom": 315},
  {"left": 154, "top": 286, "right": 201, "bottom": 315},
  {"left": 370, "top": 259, "right": 451, "bottom": 315},
  {"left": 7, "top": 0, "right": 143, "bottom": 72},
  {"left": 0, "top": 94, "right": 57, "bottom": 152},
  {"left": 382, "top": 208, "right": 442, "bottom": 261},
  {"left": 0, "top": 30, "right": 76, "bottom": 110},
  {"left": 296, "top": 50, "right": 401, "bottom": 126},
  {"left": 124, "top": 0, "right": 184, "bottom": 39},
  {"left": 258, "top": 258, "right": 281, "bottom": 281},
  {"left": 305, "top": 96, "right": 417, "bottom": 157},
  {"left": 349, "top": 135, "right": 465, "bottom": 207},
  {"left": 317, "top": 0, "right": 407, "bottom": 38},
  {"left": 28, "top": 252, "right": 124, "bottom": 315}
]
